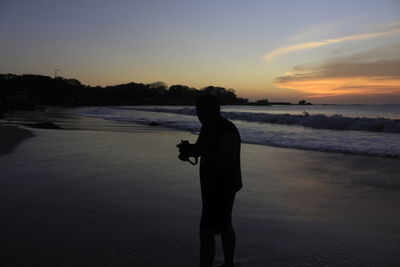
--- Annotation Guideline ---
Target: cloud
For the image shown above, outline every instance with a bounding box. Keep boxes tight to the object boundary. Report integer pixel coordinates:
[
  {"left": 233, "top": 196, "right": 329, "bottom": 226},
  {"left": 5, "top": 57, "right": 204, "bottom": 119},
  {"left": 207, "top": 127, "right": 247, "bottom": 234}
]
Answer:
[
  {"left": 273, "top": 45, "right": 400, "bottom": 98},
  {"left": 264, "top": 23, "right": 400, "bottom": 61}
]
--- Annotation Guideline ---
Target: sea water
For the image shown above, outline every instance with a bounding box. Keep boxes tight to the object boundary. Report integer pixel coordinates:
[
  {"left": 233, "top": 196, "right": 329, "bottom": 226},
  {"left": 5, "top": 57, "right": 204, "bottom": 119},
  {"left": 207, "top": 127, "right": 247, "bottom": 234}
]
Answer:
[{"left": 77, "top": 104, "right": 400, "bottom": 158}]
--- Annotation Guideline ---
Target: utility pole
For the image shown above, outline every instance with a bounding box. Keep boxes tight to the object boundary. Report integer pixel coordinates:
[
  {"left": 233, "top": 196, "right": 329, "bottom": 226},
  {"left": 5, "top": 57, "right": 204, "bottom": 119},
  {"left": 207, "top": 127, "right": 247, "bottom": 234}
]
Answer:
[{"left": 54, "top": 68, "right": 60, "bottom": 78}]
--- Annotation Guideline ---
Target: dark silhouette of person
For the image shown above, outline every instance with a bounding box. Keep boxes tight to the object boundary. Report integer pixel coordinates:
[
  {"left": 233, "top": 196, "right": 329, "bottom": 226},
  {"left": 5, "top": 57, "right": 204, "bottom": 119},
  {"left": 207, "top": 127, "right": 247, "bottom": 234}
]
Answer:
[{"left": 178, "top": 94, "right": 242, "bottom": 267}]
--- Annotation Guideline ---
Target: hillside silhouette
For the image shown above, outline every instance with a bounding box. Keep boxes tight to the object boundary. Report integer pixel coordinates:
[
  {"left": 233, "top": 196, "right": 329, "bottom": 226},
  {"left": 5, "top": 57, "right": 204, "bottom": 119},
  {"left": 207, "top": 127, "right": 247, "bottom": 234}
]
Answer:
[{"left": 0, "top": 74, "right": 249, "bottom": 111}]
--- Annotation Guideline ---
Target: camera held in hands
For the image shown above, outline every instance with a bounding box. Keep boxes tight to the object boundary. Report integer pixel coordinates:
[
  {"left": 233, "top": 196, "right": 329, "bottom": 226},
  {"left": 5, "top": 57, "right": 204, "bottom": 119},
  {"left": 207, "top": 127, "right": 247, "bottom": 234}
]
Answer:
[{"left": 177, "top": 140, "right": 198, "bottom": 165}]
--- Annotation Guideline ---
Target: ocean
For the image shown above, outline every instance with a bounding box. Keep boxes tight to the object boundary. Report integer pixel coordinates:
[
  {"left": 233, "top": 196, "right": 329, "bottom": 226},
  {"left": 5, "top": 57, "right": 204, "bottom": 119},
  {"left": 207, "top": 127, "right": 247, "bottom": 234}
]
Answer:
[{"left": 77, "top": 104, "right": 400, "bottom": 158}]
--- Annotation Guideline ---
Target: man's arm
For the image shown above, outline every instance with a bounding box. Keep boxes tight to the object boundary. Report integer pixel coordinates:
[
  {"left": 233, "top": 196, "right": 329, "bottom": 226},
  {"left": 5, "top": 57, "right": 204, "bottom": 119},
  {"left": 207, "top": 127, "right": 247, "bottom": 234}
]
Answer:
[
  {"left": 181, "top": 126, "right": 205, "bottom": 158},
  {"left": 184, "top": 127, "right": 239, "bottom": 167},
  {"left": 189, "top": 127, "right": 206, "bottom": 157}
]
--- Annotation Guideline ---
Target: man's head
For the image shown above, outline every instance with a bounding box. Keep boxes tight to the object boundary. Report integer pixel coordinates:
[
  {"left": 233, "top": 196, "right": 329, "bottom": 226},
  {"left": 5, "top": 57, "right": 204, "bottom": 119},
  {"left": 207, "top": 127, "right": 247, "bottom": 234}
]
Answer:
[{"left": 195, "top": 94, "right": 220, "bottom": 125}]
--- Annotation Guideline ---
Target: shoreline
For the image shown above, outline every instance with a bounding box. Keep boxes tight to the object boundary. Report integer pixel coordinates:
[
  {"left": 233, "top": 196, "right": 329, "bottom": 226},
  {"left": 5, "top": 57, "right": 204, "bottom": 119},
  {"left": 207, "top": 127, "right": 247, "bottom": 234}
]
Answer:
[
  {"left": 78, "top": 106, "right": 400, "bottom": 159},
  {"left": 3, "top": 107, "right": 400, "bottom": 160},
  {"left": 0, "top": 124, "right": 34, "bottom": 157}
]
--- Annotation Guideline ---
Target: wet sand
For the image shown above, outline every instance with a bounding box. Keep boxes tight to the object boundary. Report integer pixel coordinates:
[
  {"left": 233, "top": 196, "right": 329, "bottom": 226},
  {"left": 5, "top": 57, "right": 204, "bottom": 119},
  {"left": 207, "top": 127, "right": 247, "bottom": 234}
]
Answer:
[
  {"left": 1, "top": 111, "right": 400, "bottom": 266},
  {"left": 0, "top": 124, "right": 34, "bottom": 156}
]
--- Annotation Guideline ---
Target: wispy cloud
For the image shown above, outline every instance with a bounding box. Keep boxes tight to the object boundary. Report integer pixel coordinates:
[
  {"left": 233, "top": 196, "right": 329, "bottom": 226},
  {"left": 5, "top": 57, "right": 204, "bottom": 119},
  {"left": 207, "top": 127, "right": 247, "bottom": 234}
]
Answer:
[{"left": 264, "top": 23, "right": 400, "bottom": 61}]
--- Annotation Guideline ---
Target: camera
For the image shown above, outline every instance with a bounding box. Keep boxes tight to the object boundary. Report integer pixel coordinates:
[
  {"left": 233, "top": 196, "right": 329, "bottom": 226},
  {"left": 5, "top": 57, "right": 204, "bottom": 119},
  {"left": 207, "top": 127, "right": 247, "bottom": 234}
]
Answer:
[{"left": 177, "top": 140, "right": 198, "bottom": 165}]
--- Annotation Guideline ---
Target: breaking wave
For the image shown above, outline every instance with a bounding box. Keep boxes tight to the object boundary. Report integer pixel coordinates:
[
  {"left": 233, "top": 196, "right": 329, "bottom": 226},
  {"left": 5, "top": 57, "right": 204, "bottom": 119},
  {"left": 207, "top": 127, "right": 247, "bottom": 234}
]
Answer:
[
  {"left": 124, "top": 107, "right": 400, "bottom": 134},
  {"left": 78, "top": 106, "right": 400, "bottom": 158}
]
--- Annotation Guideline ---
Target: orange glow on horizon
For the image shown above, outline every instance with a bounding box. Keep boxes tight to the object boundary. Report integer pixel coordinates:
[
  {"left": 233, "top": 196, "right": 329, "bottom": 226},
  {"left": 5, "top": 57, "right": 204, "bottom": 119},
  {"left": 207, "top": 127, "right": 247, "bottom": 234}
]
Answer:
[{"left": 274, "top": 76, "right": 400, "bottom": 97}]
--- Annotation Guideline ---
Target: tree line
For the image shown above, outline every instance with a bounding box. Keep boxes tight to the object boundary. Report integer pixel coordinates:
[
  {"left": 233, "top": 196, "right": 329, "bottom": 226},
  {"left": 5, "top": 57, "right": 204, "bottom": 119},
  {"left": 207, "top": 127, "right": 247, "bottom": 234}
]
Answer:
[{"left": 0, "top": 74, "right": 250, "bottom": 110}]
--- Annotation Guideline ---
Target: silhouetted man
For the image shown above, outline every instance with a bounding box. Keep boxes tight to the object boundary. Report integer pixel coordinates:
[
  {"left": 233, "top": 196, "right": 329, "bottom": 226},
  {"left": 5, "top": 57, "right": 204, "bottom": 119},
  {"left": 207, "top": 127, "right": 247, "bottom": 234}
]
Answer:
[{"left": 178, "top": 94, "right": 242, "bottom": 267}]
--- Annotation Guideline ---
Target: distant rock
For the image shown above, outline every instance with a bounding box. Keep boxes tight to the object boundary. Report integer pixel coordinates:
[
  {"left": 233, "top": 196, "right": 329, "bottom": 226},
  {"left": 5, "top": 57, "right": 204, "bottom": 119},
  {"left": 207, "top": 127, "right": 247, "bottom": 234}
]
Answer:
[
  {"left": 149, "top": 121, "right": 160, "bottom": 126},
  {"left": 29, "top": 121, "right": 62, "bottom": 129},
  {"left": 298, "top": 100, "right": 312, "bottom": 105}
]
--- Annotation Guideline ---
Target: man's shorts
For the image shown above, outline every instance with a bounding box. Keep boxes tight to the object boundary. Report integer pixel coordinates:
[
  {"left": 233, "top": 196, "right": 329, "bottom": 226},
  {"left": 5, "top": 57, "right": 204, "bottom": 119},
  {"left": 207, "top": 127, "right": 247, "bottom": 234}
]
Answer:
[{"left": 200, "top": 191, "right": 236, "bottom": 234}]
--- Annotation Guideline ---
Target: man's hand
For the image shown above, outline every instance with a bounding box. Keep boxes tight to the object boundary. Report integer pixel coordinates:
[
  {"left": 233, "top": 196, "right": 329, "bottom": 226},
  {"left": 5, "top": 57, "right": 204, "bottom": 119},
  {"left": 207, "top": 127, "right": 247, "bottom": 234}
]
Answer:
[{"left": 177, "top": 140, "right": 199, "bottom": 165}]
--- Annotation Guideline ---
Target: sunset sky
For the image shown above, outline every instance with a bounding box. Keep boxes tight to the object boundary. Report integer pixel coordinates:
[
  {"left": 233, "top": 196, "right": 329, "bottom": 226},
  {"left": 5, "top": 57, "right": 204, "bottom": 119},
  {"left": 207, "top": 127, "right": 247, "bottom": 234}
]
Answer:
[{"left": 1, "top": 0, "right": 399, "bottom": 103}]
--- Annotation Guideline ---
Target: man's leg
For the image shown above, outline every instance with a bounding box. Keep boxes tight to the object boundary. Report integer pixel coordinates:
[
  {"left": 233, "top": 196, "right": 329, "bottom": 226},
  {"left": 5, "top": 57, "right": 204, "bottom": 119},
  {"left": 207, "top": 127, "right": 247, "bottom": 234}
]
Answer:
[
  {"left": 200, "top": 232, "right": 216, "bottom": 267},
  {"left": 220, "top": 227, "right": 235, "bottom": 267}
]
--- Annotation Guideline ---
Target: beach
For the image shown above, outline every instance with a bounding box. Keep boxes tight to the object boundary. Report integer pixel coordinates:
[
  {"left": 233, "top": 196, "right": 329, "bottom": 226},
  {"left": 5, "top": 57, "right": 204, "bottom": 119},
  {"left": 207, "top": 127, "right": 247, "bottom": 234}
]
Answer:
[
  {"left": 0, "top": 124, "right": 34, "bottom": 156},
  {"left": 1, "top": 111, "right": 400, "bottom": 266}
]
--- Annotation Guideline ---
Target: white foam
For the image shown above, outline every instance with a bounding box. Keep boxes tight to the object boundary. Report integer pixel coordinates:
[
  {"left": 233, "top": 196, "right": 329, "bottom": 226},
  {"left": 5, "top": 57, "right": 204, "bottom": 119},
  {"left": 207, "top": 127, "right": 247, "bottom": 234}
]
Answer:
[
  {"left": 126, "top": 107, "right": 400, "bottom": 134},
  {"left": 78, "top": 106, "right": 400, "bottom": 158}
]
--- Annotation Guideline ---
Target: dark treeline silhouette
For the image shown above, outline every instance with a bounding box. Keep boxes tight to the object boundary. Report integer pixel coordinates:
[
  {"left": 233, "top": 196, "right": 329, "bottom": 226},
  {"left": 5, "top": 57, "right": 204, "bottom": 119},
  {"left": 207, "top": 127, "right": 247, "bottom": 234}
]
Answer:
[
  {"left": 0, "top": 74, "right": 249, "bottom": 111},
  {"left": 254, "top": 99, "right": 270, "bottom": 105}
]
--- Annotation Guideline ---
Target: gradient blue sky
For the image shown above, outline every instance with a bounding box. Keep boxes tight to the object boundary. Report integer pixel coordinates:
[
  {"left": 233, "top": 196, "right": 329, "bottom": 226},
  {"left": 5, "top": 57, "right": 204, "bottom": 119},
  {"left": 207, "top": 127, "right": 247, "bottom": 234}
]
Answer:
[{"left": 1, "top": 0, "right": 399, "bottom": 103}]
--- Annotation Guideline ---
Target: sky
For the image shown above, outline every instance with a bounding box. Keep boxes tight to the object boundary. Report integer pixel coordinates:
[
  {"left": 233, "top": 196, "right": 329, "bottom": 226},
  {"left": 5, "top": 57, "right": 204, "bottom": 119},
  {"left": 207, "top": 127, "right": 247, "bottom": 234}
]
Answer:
[{"left": 1, "top": 0, "right": 400, "bottom": 103}]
